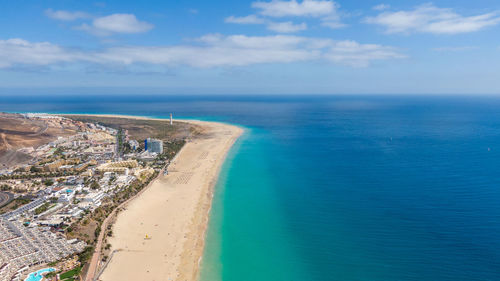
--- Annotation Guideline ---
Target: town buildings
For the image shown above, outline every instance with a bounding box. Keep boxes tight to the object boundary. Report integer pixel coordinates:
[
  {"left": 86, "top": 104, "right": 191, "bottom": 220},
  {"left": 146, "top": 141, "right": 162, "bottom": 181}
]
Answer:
[{"left": 0, "top": 114, "right": 170, "bottom": 281}]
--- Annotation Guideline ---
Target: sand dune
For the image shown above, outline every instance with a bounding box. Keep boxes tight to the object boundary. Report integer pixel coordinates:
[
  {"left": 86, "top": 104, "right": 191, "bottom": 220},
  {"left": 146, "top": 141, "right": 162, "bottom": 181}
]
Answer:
[{"left": 99, "top": 120, "right": 243, "bottom": 281}]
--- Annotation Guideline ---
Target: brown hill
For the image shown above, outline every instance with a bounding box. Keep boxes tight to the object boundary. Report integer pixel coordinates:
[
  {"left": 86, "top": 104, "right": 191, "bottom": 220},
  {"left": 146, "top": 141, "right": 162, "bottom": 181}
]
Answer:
[{"left": 0, "top": 113, "right": 77, "bottom": 168}]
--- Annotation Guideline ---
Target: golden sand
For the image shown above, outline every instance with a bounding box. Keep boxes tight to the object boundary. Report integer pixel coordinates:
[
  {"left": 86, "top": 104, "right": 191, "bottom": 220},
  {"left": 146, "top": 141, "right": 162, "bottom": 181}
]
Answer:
[{"left": 98, "top": 119, "right": 243, "bottom": 281}]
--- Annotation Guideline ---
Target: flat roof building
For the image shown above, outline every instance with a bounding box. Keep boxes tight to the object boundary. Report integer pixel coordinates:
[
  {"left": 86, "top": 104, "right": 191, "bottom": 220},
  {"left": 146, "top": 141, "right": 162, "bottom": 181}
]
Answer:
[{"left": 145, "top": 138, "right": 163, "bottom": 154}]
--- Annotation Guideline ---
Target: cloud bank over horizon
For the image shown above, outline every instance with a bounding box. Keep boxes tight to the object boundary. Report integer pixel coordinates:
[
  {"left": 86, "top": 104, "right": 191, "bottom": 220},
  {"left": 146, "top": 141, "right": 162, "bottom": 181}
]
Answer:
[{"left": 0, "top": 35, "right": 404, "bottom": 69}]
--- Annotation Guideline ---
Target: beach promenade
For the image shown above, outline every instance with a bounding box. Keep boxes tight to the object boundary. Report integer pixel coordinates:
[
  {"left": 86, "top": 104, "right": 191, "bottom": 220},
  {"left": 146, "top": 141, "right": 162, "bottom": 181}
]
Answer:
[{"left": 99, "top": 120, "right": 242, "bottom": 281}]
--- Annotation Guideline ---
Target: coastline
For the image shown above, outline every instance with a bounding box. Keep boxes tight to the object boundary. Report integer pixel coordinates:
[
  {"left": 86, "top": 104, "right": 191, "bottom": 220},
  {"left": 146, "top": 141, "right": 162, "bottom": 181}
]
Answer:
[{"left": 83, "top": 115, "right": 243, "bottom": 281}]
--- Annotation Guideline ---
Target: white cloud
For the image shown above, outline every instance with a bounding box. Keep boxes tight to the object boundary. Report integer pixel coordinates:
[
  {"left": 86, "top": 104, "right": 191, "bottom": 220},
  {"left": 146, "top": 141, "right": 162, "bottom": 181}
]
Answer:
[
  {"left": 0, "top": 35, "right": 404, "bottom": 69},
  {"left": 225, "top": 15, "right": 266, "bottom": 24},
  {"left": 198, "top": 34, "right": 306, "bottom": 49},
  {"left": 225, "top": 15, "right": 307, "bottom": 33},
  {"left": 432, "top": 46, "right": 478, "bottom": 52},
  {"left": 93, "top": 14, "right": 153, "bottom": 33},
  {"left": 45, "top": 9, "right": 90, "bottom": 21},
  {"left": 98, "top": 34, "right": 403, "bottom": 67},
  {"left": 227, "top": 0, "right": 344, "bottom": 31},
  {"left": 372, "top": 4, "right": 390, "bottom": 11},
  {"left": 252, "top": 0, "right": 336, "bottom": 17},
  {"left": 365, "top": 4, "right": 500, "bottom": 34},
  {"left": 325, "top": 40, "right": 404, "bottom": 67},
  {"left": 0, "top": 39, "right": 88, "bottom": 68},
  {"left": 321, "top": 20, "right": 345, "bottom": 29},
  {"left": 46, "top": 10, "right": 154, "bottom": 36},
  {"left": 97, "top": 37, "right": 315, "bottom": 67},
  {"left": 267, "top": 21, "right": 307, "bottom": 32},
  {"left": 320, "top": 13, "right": 345, "bottom": 29},
  {"left": 76, "top": 14, "right": 154, "bottom": 36}
]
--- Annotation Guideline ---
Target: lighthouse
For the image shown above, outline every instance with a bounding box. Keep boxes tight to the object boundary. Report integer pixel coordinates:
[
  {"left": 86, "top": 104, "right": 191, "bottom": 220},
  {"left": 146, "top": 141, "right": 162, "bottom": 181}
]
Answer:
[{"left": 170, "top": 113, "right": 173, "bottom": 125}]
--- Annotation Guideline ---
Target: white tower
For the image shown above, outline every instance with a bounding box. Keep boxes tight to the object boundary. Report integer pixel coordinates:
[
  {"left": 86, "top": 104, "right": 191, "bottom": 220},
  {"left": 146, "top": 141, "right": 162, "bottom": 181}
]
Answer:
[{"left": 170, "top": 113, "right": 173, "bottom": 125}]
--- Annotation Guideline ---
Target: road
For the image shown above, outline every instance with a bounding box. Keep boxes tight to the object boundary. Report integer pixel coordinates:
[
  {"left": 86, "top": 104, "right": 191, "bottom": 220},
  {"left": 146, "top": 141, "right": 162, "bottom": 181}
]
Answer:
[{"left": 0, "top": 192, "right": 13, "bottom": 208}]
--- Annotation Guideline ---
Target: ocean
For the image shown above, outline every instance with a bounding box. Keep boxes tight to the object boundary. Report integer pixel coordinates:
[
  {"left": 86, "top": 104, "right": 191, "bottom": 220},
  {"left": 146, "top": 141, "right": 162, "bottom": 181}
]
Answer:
[{"left": 2, "top": 95, "right": 500, "bottom": 280}]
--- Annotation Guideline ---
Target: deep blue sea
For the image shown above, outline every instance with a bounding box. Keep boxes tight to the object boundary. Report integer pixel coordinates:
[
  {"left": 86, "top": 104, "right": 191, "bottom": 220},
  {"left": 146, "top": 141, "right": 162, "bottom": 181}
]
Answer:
[{"left": 2, "top": 95, "right": 500, "bottom": 280}]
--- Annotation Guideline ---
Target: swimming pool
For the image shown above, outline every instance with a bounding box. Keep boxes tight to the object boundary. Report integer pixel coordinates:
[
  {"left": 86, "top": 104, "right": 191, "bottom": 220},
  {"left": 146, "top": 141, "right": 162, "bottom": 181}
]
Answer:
[{"left": 24, "top": 268, "right": 55, "bottom": 281}]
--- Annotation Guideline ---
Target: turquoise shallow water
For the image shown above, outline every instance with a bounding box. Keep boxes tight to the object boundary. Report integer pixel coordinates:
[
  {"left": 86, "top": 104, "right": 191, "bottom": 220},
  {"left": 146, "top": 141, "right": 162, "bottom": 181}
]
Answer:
[
  {"left": 200, "top": 129, "right": 309, "bottom": 281},
  {"left": 2, "top": 95, "right": 500, "bottom": 280},
  {"left": 24, "top": 268, "right": 54, "bottom": 281}
]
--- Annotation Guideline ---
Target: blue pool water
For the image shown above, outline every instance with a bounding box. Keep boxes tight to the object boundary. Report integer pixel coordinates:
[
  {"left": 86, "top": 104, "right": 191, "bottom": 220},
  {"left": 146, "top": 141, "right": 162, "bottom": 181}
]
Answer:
[
  {"left": 24, "top": 268, "right": 55, "bottom": 281},
  {"left": 3, "top": 95, "right": 500, "bottom": 280}
]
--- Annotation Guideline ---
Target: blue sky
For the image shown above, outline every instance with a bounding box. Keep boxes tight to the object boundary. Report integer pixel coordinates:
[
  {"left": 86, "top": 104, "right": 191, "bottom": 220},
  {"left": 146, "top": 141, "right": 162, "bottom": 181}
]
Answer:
[{"left": 1, "top": 0, "right": 500, "bottom": 95}]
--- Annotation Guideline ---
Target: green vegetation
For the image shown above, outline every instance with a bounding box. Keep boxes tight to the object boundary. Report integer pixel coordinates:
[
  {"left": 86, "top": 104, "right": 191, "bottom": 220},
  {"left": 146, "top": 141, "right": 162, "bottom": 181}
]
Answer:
[
  {"left": 45, "top": 271, "right": 57, "bottom": 278},
  {"left": 123, "top": 141, "right": 133, "bottom": 154},
  {"left": 60, "top": 266, "right": 81, "bottom": 280},
  {"left": 30, "top": 166, "right": 42, "bottom": 173},
  {"left": 117, "top": 129, "right": 125, "bottom": 156},
  {"left": 90, "top": 181, "right": 100, "bottom": 190},
  {"left": 0, "top": 184, "right": 9, "bottom": 191},
  {"left": 43, "top": 179, "right": 54, "bottom": 186},
  {"left": 158, "top": 140, "right": 186, "bottom": 161},
  {"left": 54, "top": 147, "right": 65, "bottom": 157},
  {"left": 15, "top": 198, "right": 30, "bottom": 205},
  {"left": 34, "top": 202, "right": 52, "bottom": 215},
  {"left": 0, "top": 170, "right": 80, "bottom": 180},
  {"left": 0, "top": 197, "right": 30, "bottom": 215},
  {"left": 78, "top": 246, "right": 94, "bottom": 264}
]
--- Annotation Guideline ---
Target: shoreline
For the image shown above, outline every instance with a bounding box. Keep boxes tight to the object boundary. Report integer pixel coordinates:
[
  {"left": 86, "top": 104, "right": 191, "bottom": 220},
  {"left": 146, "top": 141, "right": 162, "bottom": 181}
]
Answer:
[{"left": 78, "top": 115, "right": 243, "bottom": 281}]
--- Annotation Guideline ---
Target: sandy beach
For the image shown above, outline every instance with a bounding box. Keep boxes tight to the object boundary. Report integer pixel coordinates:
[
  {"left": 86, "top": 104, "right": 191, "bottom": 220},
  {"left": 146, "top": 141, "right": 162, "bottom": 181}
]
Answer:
[{"left": 97, "top": 119, "right": 243, "bottom": 281}]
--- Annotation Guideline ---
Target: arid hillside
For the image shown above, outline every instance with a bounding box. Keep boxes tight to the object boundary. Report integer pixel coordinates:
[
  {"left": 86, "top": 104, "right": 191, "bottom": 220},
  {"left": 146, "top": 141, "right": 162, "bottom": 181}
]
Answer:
[{"left": 0, "top": 113, "right": 78, "bottom": 167}]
